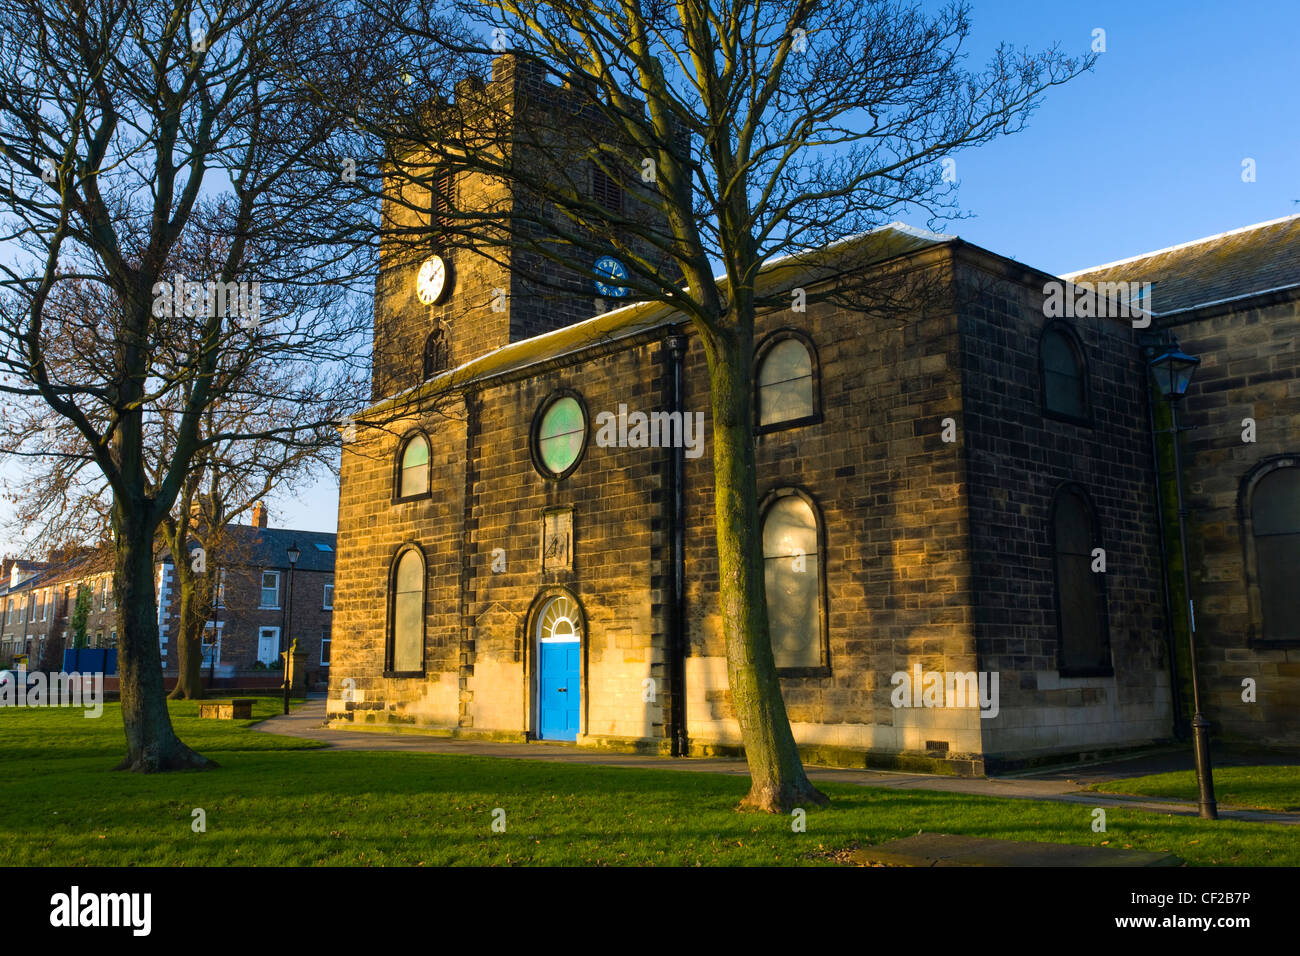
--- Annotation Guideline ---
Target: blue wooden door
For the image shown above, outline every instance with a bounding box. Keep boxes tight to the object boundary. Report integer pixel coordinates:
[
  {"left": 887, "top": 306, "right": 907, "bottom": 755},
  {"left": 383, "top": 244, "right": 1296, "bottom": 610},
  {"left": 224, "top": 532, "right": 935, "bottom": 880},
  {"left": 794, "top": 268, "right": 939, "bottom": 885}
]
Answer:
[{"left": 539, "top": 640, "right": 580, "bottom": 740}]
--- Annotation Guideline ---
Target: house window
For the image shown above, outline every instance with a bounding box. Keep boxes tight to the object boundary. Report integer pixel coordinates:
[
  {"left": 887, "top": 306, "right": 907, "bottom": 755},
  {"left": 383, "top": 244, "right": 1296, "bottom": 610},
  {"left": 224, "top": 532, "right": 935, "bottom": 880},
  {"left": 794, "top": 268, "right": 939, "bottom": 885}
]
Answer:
[
  {"left": 41, "top": 590, "right": 49, "bottom": 621},
  {"left": 100, "top": 579, "right": 107, "bottom": 610},
  {"left": 323, "top": 584, "right": 334, "bottom": 610},
  {"left": 593, "top": 164, "right": 623, "bottom": 213},
  {"left": 320, "top": 629, "right": 331, "bottom": 666},
  {"left": 396, "top": 433, "right": 431, "bottom": 500},
  {"left": 1244, "top": 460, "right": 1300, "bottom": 642},
  {"left": 261, "top": 571, "right": 281, "bottom": 609},
  {"left": 1052, "top": 486, "right": 1110, "bottom": 674},
  {"left": 388, "top": 548, "right": 425, "bottom": 674},
  {"left": 1041, "top": 325, "right": 1088, "bottom": 421},
  {"left": 756, "top": 335, "right": 817, "bottom": 429},
  {"left": 203, "top": 623, "right": 222, "bottom": 666},
  {"left": 533, "top": 392, "right": 587, "bottom": 479},
  {"left": 33, "top": 591, "right": 42, "bottom": 622},
  {"left": 761, "top": 491, "right": 826, "bottom": 671}
]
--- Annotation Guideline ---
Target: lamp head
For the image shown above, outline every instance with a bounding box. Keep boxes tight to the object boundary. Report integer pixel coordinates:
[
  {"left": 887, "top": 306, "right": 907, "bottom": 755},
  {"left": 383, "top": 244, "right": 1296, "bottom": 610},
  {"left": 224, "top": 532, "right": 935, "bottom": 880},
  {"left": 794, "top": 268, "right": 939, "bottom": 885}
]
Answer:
[{"left": 1149, "top": 348, "right": 1199, "bottom": 401}]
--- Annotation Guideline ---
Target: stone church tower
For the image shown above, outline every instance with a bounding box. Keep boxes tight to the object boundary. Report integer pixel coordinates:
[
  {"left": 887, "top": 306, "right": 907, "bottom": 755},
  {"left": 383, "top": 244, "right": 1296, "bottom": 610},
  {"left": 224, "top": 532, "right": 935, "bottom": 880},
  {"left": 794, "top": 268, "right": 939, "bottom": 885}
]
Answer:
[{"left": 371, "top": 54, "right": 667, "bottom": 399}]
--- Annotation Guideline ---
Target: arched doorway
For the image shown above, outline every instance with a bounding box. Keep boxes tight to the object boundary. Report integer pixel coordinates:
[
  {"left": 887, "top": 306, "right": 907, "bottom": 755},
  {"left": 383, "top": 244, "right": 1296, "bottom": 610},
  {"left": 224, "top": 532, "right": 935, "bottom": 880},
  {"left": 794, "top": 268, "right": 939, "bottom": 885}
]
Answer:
[{"left": 535, "top": 593, "right": 582, "bottom": 740}]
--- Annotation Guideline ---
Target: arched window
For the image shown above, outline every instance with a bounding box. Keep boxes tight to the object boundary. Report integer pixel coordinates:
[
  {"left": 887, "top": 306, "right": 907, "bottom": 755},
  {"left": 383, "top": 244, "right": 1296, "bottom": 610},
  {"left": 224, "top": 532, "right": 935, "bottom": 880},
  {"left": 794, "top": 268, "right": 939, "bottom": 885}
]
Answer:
[
  {"left": 761, "top": 491, "right": 827, "bottom": 671},
  {"left": 1040, "top": 325, "right": 1088, "bottom": 420},
  {"left": 396, "top": 433, "right": 430, "bottom": 500},
  {"left": 756, "top": 335, "right": 817, "bottom": 429},
  {"left": 1052, "top": 487, "right": 1110, "bottom": 674},
  {"left": 423, "top": 327, "right": 448, "bottom": 379},
  {"left": 1244, "top": 460, "right": 1300, "bottom": 642},
  {"left": 389, "top": 548, "right": 425, "bottom": 673}
]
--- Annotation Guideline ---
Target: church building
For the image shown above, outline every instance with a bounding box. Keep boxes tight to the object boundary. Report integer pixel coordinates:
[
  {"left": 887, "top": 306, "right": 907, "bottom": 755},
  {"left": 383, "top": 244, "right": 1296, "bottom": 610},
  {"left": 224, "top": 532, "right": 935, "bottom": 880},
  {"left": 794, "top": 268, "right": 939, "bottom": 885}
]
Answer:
[{"left": 327, "top": 56, "right": 1296, "bottom": 773}]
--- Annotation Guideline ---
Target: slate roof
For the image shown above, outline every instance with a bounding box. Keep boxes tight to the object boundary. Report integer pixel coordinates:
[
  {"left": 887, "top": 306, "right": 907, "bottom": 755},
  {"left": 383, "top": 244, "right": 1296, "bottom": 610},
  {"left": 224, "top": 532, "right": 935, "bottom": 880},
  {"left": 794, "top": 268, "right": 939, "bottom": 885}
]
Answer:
[
  {"left": 1062, "top": 214, "right": 1300, "bottom": 316},
  {"left": 170, "top": 524, "right": 337, "bottom": 574},
  {"left": 0, "top": 552, "right": 108, "bottom": 598}
]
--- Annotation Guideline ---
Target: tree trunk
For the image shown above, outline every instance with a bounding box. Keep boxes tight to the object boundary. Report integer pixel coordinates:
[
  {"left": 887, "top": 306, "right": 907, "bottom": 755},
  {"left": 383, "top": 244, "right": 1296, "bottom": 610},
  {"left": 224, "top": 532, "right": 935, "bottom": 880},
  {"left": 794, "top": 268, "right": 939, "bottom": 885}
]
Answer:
[
  {"left": 113, "top": 505, "right": 213, "bottom": 772},
  {"left": 701, "top": 323, "right": 828, "bottom": 812},
  {"left": 167, "top": 560, "right": 207, "bottom": 701}
]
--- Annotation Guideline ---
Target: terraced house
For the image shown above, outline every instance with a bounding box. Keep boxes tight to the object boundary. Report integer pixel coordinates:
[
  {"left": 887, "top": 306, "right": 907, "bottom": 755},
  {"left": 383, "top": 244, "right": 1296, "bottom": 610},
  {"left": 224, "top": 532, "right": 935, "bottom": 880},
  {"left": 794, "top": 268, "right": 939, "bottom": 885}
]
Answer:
[
  {"left": 0, "top": 553, "right": 119, "bottom": 669},
  {"left": 327, "top": 57, "right": 1298, "bottom": 772},
  {"left": 2, "top": 505, "right": 337, "bottom": 685}
]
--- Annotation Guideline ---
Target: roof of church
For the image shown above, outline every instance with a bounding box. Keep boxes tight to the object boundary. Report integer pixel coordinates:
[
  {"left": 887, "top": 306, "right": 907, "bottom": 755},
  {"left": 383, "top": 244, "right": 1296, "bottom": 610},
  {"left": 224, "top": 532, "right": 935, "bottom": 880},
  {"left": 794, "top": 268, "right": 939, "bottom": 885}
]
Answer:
[
  {"left": 375, "top": 222, "right": 956, "bottom": 411},
  {"left": 1062, "top": 213, "right": 1300, "bottom": 315}
]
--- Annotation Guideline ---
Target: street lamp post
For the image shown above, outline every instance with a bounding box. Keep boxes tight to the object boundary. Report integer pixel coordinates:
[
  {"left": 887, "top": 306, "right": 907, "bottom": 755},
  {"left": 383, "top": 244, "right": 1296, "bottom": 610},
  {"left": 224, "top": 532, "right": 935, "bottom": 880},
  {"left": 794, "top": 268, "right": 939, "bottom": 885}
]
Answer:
[
  {"left": 282, "top": 542, "right": 300, "bottom": 715},
  {"left": 1149, "top": 343, "right": 1218, "bottom": 820},
  {"left": 208, "top": 565, "right": 220, "bottom": 690}
]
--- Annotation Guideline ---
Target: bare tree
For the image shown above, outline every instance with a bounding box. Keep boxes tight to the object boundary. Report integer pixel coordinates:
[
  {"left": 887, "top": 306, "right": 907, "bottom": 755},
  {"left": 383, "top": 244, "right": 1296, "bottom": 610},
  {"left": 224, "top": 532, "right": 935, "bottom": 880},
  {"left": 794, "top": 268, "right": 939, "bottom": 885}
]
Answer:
[
  {"left": 0, "top": 1, "right": 372, "bottom": 770},
  {"left": 163, "top": 439, "right": 334, "bottom": 700},
  {"left": 311, "top": 0, "right": 1093, "bottom": 809}
]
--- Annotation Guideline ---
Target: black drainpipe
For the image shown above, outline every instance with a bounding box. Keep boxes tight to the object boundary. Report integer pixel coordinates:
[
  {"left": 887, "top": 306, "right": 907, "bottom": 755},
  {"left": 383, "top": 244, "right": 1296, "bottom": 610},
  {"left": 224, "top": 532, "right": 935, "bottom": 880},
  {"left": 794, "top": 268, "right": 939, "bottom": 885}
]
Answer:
[
  {"left": 666, "top": 333, "right": 689, "bottom": 756},
  {"left": 1141, "top": 331, "right": 1188, "bottom": 739}
]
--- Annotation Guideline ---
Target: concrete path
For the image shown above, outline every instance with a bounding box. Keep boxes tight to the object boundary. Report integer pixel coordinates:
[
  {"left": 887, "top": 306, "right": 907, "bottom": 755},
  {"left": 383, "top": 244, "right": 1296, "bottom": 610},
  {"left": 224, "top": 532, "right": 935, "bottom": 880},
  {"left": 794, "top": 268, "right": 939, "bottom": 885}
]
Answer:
[{"left": 254, "top": 700, "right": 1300, "bottom": 825}]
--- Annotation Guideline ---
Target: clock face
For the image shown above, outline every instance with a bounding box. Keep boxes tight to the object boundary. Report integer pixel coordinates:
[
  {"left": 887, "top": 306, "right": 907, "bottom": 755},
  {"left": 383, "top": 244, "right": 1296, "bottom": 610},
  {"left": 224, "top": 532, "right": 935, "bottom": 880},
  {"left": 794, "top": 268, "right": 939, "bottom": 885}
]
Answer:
[
  {"left": 416, "top": 256, "right": 448, "bottom": 305},
  {"left": 593, "top": 256, "right": 629, "bottom": 298}
]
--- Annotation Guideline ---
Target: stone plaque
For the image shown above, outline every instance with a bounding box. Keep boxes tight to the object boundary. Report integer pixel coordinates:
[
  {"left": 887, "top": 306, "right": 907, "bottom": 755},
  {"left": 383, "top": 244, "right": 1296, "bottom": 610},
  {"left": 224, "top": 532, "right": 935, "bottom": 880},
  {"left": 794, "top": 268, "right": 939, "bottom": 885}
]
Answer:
[{"left": 542, "top": 509, "right": 573, "bottom": 572}]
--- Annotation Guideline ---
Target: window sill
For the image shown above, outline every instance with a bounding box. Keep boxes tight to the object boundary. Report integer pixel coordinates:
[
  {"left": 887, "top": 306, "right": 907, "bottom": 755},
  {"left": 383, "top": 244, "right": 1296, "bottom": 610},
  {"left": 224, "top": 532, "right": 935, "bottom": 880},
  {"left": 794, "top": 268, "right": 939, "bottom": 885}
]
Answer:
[
  {"left": 1246, "top": 637, "right": 1300, "bottom": 650},
  {"left": 755, "top": 413, "right": 822, "bottom": 436},
  {"left": 1042, "top": 408, "right": 1094, "bottom": 428},
  {"left": 383, "top": 669, "right": 426, "bottom": 679},
  {"left": 392, "top": 492, "right": 432, "bottom": 505},
  {"left": 777, "top": 665, "right": 831, "bottom": 679},
  {"left": 1058, "top": 666, "right": 1114, "bottom": 679}
]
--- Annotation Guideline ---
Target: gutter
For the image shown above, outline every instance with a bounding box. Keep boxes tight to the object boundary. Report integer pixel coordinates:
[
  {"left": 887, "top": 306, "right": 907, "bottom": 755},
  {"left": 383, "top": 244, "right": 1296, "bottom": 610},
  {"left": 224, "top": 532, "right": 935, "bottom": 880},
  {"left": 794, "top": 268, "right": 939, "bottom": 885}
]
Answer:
[
  {"left": 1139, "top": 331, "right": 1188, "bottom": 739},
  {"left": 666, "top": 333, "right": 689, "bottom": 757}
]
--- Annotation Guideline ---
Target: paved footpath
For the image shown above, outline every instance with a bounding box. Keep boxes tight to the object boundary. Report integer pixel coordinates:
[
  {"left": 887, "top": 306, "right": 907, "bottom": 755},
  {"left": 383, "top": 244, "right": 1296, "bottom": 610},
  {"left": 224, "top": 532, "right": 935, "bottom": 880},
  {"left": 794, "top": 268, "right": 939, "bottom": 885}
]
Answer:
[{"left": 254, "top": 699, "right": 1299, "bottom": 825}]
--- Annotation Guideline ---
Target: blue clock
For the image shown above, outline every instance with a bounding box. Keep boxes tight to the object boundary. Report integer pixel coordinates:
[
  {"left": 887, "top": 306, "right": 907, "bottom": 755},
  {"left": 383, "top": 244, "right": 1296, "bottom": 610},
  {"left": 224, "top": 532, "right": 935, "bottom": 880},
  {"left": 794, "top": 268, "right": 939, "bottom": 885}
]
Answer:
[{"left": 593, "top": 256, "right": 629, "bottom": 298}]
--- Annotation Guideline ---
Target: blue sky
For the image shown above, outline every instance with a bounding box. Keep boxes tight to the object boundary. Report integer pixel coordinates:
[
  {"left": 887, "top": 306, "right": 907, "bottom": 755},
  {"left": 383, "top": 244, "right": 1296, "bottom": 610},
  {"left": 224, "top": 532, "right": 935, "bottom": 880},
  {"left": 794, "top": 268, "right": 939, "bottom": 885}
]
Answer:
[
  {"left": 949, "top": 0, "right": 1299, "bottom": 273},
  {"left": 4, "top": 0, "right": 1297, "bottom": 547}
]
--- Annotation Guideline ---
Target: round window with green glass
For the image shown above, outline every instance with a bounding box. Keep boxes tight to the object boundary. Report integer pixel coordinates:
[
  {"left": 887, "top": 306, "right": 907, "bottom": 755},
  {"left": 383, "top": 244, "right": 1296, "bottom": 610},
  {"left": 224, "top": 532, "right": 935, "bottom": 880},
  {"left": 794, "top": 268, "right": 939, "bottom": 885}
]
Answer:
[{"left": 535, "top": 394, "right": 587, "bottom": 478}]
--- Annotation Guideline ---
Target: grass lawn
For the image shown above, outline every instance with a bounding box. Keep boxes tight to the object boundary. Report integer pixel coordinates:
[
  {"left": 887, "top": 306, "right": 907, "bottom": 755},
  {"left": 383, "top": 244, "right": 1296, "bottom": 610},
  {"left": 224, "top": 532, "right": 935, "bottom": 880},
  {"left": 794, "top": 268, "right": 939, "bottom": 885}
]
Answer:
[
  {"left": 1, "top": 701, "right": 1296, "bottom": 866},
  {"left": 1089, "top": 766, "right": 1300, "bottom": 813}
]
